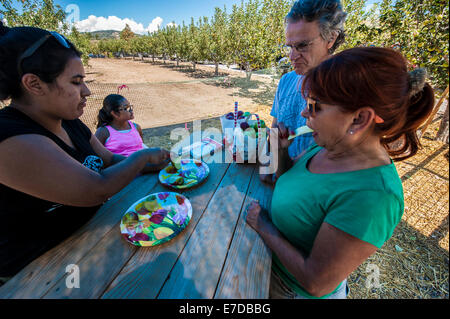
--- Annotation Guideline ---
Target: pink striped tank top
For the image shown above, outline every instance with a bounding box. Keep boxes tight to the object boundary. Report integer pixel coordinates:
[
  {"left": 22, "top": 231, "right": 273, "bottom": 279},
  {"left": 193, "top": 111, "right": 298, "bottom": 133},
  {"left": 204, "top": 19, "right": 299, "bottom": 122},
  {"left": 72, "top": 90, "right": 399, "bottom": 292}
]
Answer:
[{"left": 104, "top": 121, "right": 144, "bottom": 157}]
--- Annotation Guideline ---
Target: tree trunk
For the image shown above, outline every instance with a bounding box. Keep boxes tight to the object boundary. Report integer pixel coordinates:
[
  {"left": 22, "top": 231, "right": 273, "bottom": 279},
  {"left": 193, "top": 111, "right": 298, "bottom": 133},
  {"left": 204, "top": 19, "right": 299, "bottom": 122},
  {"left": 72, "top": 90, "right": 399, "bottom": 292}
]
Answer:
[
  {"left": 436, "top": 98, "right": 449, "bottom": 143},
  {"left": 177, "top": 58, "right": 180, "bottom": 67},
  {"left": 192, "top": 61, "right": 196, "bottom": 71},
  {"left": 152, "top": 55, "right": 155, "bottom": 63},
  {"left": 215, "top": 62, "right": 219, "bottom": 76},
  {"left": 245, "top": 63, "right": 252, "bottom": 81}
]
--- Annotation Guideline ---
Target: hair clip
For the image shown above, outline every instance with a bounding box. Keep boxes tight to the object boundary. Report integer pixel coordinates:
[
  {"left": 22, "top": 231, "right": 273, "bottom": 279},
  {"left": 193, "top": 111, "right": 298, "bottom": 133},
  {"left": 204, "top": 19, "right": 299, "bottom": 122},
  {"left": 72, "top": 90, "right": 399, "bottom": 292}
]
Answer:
[{"left": 408, "top": 68, "right": 427, "bottom": 97}]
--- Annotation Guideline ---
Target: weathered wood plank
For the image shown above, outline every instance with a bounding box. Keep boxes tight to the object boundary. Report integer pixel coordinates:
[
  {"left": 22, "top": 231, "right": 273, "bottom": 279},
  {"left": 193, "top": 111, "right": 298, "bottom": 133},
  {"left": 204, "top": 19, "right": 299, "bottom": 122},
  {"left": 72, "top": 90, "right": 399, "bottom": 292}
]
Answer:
[
  {"left": 157, "top": 163, "right": 256, "bottom": 299},
  {"left": 214, "top": 167, "right": 273, "bottom": 299},
  {"left": 101, "top": 163, "right": 231, "bottom": 299},
  {"left": 0, "top": 173, "right": 159, "bottom": 299}
]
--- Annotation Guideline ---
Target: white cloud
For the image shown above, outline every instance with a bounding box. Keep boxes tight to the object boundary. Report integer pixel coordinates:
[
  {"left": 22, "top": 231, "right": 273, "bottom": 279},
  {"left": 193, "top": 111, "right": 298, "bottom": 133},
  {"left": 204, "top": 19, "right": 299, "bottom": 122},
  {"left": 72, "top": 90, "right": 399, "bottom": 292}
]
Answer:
[
  {"left": 74, "top": 15, "right": 163, "bottom": 35},
  {"left": 147, "top": 17, "right": 164, "bottom": 33},
  {"left": 166, "top": 22, "right": 178, "bottom": 28}
]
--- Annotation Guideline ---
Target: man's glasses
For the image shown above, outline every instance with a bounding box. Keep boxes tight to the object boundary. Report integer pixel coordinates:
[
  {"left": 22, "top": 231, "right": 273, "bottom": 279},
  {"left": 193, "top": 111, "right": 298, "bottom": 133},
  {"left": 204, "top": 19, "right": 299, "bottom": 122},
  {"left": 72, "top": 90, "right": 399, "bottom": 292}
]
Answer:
[
  {"left": 118, "top": 105, "right": 133, "bottom": 112},
  {"left": 283, "top": 35, "right": 322, "bottom": 55},
  {"left": 17, "top": 31, "right": 72, "bottom": 77}
]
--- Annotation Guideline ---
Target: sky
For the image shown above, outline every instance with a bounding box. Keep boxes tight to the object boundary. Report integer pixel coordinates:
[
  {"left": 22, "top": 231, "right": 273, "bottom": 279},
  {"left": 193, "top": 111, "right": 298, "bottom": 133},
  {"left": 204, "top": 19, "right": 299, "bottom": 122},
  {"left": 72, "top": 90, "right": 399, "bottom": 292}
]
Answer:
[
  {"left": 54, "top": 0, "right": 246, "bottom": 34},
  {"left": 3, "top": 0, "right": 380, "bottom": 35}
]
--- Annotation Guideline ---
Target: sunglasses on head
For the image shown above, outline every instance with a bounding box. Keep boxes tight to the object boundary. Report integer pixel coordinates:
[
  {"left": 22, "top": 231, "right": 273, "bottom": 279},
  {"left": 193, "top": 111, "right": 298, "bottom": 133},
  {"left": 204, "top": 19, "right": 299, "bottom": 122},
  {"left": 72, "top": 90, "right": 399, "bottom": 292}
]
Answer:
[{"left": 17, "top": 31, "right": 72, "bottom": 77}]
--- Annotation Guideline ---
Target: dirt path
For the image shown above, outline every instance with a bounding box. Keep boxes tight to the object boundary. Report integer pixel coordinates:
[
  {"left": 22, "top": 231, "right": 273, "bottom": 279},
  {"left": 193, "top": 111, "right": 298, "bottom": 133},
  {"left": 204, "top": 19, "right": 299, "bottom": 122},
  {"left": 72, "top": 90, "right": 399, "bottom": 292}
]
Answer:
[{"left": 82, "top": 58, "right": 276, "bottom": 131}]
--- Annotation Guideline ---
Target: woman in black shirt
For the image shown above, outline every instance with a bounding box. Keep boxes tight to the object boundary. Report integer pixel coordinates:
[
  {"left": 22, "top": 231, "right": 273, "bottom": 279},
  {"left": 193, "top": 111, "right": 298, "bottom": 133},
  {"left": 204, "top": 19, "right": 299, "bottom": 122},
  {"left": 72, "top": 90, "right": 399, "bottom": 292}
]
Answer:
[{"left": 0, "top": 22, "right": 170, "bottom": 278}]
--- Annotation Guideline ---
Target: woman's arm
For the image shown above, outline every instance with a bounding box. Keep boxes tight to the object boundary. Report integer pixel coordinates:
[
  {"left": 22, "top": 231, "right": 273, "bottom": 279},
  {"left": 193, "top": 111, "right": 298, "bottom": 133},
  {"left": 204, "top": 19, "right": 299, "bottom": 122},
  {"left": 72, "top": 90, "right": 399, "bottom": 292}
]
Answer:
[
  {"left": 0, "top": 134, "right": 169, "bottom": 207},
  {"left": 246, "top": 202, "right": 377, "bottom": 298},
  {"left": 94, "top": 126, "right": 109, "bottom": 145},
  {"left": 90, "top": 131, "right": 169, "bottom": 174},
  {"left": 136, "top": 123, "right": 144, "bottom": 140}
]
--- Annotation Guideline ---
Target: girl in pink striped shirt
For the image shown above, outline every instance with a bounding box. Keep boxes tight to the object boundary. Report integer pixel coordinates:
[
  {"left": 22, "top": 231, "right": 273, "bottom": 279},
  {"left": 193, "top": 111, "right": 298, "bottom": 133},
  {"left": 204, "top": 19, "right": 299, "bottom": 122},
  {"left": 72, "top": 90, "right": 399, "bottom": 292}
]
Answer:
[{"left": 95, "top": 94, "right": 147, "bottom": 157}]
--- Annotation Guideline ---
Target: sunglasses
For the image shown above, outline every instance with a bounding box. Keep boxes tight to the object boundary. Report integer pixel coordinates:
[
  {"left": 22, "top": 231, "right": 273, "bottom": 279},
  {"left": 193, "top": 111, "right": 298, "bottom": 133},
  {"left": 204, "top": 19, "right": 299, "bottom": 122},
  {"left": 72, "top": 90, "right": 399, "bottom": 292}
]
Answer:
[
  {"left": 17, "top": 31, "right": 72, "bottom": 77},
  {"left": 306, "top": 97, "right": 319, "bottom": 117},
  {"left": 118, "top": 105, "right": 134, "bottom": 112},
  {"left": 306, "top": 97, "right": 385, "bottom": 124}
]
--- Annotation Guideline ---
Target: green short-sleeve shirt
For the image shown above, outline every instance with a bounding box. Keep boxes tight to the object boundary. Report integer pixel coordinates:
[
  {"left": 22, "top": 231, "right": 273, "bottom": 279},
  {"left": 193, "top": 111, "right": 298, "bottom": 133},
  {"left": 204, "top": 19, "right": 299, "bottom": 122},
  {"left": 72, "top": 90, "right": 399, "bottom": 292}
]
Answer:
[{"left": 271, "top": 144, "right": 404, "bottom": 298}]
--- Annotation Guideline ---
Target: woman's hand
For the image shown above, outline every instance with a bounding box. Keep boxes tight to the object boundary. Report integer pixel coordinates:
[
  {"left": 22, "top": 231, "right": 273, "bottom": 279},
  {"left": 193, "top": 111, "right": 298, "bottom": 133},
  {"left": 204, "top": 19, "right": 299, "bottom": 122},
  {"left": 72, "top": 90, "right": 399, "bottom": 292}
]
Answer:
[
  {"left": 146, "top": 147, "right": 171, "bottom": 165},
  {"left": 245, "top": 200, "right": 275, "bottom": 235},
  {"left": 271, "top": 122, "right": 292, "bottom": 150}
]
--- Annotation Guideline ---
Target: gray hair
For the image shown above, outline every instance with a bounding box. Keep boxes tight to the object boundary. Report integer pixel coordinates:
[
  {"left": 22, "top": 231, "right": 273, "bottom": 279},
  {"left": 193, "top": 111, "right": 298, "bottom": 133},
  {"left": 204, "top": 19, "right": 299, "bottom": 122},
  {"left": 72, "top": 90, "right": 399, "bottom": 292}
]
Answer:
[{"left": 286, "top": 0, "right": 347, "bottom": 54}]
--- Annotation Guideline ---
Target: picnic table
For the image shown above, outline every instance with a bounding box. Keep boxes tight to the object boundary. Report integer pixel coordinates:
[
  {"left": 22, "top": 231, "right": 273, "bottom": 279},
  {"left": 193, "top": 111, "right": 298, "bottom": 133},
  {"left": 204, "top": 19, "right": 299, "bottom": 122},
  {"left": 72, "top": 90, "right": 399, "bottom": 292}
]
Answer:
[{"left": 0, "top": 157, "right": 273, "bottom": 299}]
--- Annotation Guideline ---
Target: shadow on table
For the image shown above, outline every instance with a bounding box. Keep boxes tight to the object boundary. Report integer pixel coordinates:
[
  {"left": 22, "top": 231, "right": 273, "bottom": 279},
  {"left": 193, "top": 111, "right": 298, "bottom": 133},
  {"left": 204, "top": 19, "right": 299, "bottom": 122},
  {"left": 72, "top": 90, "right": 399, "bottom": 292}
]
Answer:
[{"left": 103, "top": 251, "right": 200, "bottom": 299}]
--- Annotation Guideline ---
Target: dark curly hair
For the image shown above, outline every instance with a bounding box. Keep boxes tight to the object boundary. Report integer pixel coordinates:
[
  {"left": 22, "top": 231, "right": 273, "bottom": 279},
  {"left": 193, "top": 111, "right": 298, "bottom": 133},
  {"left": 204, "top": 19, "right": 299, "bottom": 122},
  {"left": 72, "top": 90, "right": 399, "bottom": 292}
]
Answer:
[{"left": 286, "top": 0, "right": 347, "bottom": 54}]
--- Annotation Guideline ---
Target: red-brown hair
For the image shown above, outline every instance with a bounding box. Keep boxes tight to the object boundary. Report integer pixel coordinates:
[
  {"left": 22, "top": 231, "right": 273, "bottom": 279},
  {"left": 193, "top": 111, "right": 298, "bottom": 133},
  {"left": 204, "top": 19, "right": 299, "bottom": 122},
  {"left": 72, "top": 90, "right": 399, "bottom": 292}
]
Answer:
[{"left": 301, "top": 47, "right": 435, "bottom": 161}]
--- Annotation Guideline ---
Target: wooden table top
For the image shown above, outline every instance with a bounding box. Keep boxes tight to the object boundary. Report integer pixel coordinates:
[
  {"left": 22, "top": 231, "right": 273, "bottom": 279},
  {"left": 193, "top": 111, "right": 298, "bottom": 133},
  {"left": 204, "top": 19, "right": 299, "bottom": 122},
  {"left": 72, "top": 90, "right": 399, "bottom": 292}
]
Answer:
[{"left": 0, "top": 160, "right": 273, "bottom": 299}]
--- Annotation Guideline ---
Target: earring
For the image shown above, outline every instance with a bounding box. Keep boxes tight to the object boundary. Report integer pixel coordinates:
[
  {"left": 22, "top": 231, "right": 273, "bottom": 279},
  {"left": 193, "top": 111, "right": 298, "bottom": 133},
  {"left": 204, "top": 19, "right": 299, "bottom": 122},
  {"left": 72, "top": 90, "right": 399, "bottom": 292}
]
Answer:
[{"left": 349, "top": 130, "right": 354, "bottom": 135}]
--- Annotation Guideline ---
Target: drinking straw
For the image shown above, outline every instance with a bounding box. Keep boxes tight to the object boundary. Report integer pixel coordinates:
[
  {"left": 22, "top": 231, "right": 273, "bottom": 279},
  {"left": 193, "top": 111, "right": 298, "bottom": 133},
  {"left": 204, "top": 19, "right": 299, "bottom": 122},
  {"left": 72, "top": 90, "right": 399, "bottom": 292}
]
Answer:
[{"left": 234, "top": 101, "right": 238, "bottom": 128}]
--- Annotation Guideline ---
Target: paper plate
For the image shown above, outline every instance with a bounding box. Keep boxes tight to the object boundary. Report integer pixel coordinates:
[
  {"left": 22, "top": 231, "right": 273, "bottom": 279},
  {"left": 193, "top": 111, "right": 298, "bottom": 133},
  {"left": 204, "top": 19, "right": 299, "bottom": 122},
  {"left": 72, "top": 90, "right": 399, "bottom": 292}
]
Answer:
[
  {"left": 159, "top": 159, "right": 209, "bottom": 190},
  {"left": 120, "top": 192, "right": 192, "bottom": 247}
]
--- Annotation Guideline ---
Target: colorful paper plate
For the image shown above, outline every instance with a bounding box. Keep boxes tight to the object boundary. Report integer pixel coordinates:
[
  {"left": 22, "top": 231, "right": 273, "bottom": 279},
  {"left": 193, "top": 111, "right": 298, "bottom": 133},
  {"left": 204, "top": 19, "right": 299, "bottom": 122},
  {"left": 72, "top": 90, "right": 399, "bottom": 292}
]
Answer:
[
  {"left": 159, "top": 159, "right": 209, "bottom": 190},
  {"left": 120, "top": 192, "right": 192, "bottom": 247}
]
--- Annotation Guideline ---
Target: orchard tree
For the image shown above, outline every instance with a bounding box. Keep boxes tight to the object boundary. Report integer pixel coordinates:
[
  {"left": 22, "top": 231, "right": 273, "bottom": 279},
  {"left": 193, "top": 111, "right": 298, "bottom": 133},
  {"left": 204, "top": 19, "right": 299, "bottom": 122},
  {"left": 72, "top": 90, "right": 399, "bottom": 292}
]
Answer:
[
  {"left": 120, "top": 24, "right": 135, "bottom": 41},
  {"left": 174, "top": 23, "right": 191, "bottom": 66},
  {"left": 378, "top": 0, "right": 448, "bottom": 91},
  {"left": 228, "top": 0, "right": 273, "bottom": 80},
  {"left": 209, "top": 7, "right": 229, "bottom": 76},
  {"left": 67, "top": 26, "right": 92, "bottom": 65},
  {"left": 186, "top": 17, "right": 200, "bottom": 70},
  {"left": 1, "top": 0, "right": 68, "bottom": 32},
  {"left": 146, "top": 32, "right": 160, "bottom": 62},
  {"left": 160, "top": 23, "right": 179, "bottom": 64},
  {"left": 259, "top": 0, "right": 290, "bottom": 63},
  {"left": 340, "top": 0, "right": 381, "bottom": 49},
  {"left": 130, "top": 35, "right": 149, "bottom": 60}
]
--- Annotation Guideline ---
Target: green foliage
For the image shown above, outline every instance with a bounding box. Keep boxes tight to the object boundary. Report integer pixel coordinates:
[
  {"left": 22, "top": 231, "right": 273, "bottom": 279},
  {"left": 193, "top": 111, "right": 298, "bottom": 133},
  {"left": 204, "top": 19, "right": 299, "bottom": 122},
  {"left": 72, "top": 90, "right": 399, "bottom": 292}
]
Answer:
[
  {"left": 67, "top": 26, "right": 91, "bottom": 65},
  {"left": 341, "top": 0, "right": 449, "bottom": 91},
  {"left": 120, "top": 24, "right": 135, "bottom": 41},
  {"left": 3, "top": 0, "right": 447, "bottom": 91},
  {"left": 1, "top": 0, "right": 68, "bottom": 32}
]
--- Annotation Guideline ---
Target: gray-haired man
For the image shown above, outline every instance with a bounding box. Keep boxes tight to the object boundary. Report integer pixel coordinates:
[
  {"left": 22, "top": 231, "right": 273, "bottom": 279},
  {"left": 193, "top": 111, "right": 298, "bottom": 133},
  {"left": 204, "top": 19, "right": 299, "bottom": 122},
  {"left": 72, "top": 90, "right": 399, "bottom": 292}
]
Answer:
[{"left": 262, "top": 0, "right": 347, "bottom": 183}]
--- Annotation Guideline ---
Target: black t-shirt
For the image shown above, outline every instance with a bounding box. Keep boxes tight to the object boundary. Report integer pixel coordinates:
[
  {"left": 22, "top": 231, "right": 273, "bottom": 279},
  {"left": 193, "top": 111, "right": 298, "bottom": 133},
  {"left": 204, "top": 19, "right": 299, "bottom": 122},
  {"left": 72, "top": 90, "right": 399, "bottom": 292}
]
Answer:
[{"left": 0, "top": 107, "right": 103, "bottom": 277}]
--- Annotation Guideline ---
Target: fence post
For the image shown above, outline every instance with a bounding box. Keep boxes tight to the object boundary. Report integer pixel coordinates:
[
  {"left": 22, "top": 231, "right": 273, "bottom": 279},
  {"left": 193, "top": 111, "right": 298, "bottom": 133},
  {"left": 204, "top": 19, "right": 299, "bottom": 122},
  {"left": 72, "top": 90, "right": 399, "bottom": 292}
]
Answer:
[
  {"left": 419, "top": 85, "right": 449, "bottom": 139},
  {"left": 436, "top": 98, "right": 449, "bottom": 143}
]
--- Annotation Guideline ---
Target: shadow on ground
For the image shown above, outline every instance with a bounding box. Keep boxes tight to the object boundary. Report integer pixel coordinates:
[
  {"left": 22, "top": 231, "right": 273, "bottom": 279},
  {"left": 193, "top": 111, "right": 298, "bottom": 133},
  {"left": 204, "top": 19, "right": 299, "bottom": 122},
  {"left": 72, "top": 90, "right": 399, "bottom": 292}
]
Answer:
[{"left": 138, "top": 58, "right": 279, "bottom": 106}]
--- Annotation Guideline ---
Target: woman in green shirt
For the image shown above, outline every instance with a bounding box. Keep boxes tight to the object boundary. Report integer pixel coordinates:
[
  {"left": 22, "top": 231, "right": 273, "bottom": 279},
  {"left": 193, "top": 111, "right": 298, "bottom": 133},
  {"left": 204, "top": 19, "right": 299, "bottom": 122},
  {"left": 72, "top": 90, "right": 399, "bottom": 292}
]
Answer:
[{"left": 246, "top": 47, "right": 435, "bottom": 299}]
